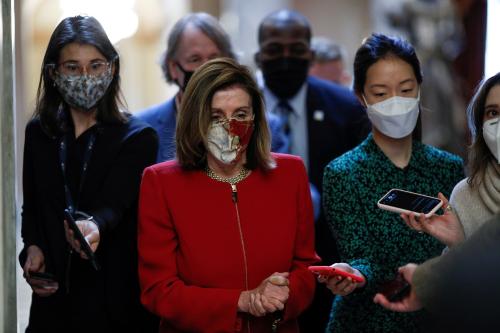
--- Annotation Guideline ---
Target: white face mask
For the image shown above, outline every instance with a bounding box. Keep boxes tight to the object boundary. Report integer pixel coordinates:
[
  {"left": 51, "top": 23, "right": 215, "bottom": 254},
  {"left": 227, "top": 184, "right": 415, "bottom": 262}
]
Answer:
[
  {"left": 363, "top": 93, "right": 420, "bottom": 139},
  {"left": 206, "top": 119, "right": 254, "bottom": 165},
  {"left": 483, "top": 118, "right": 500, "bottom": 163}
]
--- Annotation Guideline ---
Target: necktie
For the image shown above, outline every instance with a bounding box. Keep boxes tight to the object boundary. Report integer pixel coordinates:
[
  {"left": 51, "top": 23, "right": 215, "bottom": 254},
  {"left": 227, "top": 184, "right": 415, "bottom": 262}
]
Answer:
[{"left": 277, "top": 100, "right": 293, "bottom": 135}]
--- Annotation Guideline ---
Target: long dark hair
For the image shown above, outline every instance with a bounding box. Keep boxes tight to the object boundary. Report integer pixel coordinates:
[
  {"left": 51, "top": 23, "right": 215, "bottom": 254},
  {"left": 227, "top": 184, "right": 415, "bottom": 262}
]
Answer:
[
  {"left": 34, "top": 15, "right": 127, "bottom": 136},
  {"left": 353, "top": 33, "right": 423, "bottom": 141},
  {"left": 467, "top": 72, "right": 500, "bottom": 187}
]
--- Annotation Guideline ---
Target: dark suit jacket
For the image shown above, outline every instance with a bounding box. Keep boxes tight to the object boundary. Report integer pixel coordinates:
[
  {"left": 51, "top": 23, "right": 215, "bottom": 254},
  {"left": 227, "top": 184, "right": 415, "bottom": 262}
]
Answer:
[
  {"left": 305, "top": 76, "right": 370, "bottom": 190},
  {"left": 20, "top": 115, "right": 159, "bottom": 332},
  {"left": 137, "top": 96, "right": 288, "bottom": 163},
  {"left": 136, "top": 98, "right": 177, "bottom": 163},
  {"left": 413, "top": 214, "right": 500, "bottom": 332}
]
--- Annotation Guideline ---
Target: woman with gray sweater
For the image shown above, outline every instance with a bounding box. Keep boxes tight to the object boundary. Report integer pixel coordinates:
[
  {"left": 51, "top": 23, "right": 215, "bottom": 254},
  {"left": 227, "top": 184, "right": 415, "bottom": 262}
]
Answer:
[{"left": 402, "top": 72, "right": 500, "bottom": 245}]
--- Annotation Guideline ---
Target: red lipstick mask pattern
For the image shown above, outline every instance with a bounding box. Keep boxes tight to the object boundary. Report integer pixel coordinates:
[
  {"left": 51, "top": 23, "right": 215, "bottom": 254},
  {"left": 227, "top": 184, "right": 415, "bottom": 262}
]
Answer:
[{"left": 207, "top": 119, "right": 254, "bottom": 165}]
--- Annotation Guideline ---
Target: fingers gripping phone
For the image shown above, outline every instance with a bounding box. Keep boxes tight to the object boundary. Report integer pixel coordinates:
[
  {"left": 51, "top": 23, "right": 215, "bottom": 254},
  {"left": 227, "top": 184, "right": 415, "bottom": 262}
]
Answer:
[
  {"left": 29, "top": 271, "right": 57, "bottom": 282},
  {"left": 308, "top": 266, "right": 365, "bottom": 283},
  {"left": 28, "top": 271, "right": 59, "bottom": 290},
  {"left": 377, "top": 189, "right": 443, "bottom": 218},
  {"left": 64, "top": 209, "right": 100, "bottom": 271},
  {"left": 378, "top": 273, "right": 411, "bottom": 302}
]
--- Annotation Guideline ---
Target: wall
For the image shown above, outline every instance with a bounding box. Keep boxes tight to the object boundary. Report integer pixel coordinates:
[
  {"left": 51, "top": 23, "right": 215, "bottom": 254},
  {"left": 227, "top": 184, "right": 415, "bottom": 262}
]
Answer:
[{"left": 294, "top": 0, "right": 372, "bottom": 78}]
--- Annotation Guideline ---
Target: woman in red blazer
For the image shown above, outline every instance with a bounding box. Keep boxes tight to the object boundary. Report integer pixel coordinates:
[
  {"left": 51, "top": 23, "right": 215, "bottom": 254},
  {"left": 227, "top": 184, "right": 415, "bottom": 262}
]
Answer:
[{"left": 138, "top": 58, "right": 319, "bottom": 332}]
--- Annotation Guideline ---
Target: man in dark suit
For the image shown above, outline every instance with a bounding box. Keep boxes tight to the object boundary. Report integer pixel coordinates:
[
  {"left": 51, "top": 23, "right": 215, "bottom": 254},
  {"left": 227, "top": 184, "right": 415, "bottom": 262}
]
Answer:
[
  {"left": 136, "top": 13, "right": 234, "bottom": 162},
  {"left": 138, "top": 13, "right": 285, "bottom": 163},
  {"left": 374, "top": 214, "right": 500, "bottom": 333},
  {"left": 255, "top": 9, "right": 370, "bottom": 332}
]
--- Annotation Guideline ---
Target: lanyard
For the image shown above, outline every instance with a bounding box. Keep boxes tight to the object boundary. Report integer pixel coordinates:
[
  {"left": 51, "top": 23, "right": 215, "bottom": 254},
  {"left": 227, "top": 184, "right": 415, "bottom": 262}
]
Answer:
[{"left": 59, "top": 131, "right": 96, "bottom": 214}]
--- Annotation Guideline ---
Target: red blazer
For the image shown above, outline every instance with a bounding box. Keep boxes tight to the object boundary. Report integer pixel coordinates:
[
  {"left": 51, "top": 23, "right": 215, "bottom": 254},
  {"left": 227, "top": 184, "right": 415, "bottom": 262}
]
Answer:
[{"left": 138, "top": 154, "right": 319, "bottom": 332}]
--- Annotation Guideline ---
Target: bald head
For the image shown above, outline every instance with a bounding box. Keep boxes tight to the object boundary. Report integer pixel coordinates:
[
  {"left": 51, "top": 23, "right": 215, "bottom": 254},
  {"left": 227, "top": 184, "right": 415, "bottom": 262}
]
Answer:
[
  {"left": 255, "top": 9, "right": 313, "bottom": 99},
  {"left": 258, "top": 9, "right": 311, "bottom": 45}
]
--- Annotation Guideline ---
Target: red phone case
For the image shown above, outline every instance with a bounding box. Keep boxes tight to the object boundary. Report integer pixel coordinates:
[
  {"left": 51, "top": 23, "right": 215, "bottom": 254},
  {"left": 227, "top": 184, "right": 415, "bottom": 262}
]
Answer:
[{"left": 308, "top": 266, "right": 365, "bottom": 283}]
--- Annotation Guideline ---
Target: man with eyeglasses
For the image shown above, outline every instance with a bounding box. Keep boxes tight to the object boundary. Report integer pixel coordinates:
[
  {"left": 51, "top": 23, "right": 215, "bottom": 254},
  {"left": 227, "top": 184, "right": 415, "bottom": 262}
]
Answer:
[
  {"left": 254, "top": 9, "right": 371, "bottom": 332},
  {"left": 137, "top": 12, "right": 285, "bottom": 163}
]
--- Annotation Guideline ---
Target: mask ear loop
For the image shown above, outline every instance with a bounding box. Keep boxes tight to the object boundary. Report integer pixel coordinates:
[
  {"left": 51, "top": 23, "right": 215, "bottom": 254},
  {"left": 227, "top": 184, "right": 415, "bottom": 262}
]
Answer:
[{"left": 361, "top": 94, "right": 370, "bottom": 108}]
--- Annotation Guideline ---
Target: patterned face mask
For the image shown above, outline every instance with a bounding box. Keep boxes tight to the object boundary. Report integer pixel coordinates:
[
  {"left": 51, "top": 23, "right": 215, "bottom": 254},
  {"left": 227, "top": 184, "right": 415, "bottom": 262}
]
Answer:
[
  {"left": 207, "top": 119, "right": 254, "bottom": 165},
  {"left": 53, "top": 67, "right": 113, "bottom": 111}
]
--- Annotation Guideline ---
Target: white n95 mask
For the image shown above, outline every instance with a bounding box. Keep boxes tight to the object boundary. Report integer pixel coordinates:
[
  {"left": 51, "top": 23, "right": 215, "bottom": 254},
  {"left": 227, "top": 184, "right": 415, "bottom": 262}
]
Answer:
[
  {"left": 364, "top": 94, "right": 420, "bottom": 139},
  {"left": 483, "top": 118, "right": 500, "bottom": 163}
]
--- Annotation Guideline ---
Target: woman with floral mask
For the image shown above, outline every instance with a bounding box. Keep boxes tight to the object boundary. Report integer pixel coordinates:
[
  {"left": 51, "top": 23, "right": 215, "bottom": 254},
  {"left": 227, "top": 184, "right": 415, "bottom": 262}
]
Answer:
[
  {"left": 20, "top": 16, "right": 158, "bottom": 332},
  {"left": 137, "top": 58, "right": 318, "bottom": 333},
  {"left": 399, "top": 73, "right": 500, "bottom": 255},
  {"left": 319, "top": 34, "right": 464, "bottom": 332}
]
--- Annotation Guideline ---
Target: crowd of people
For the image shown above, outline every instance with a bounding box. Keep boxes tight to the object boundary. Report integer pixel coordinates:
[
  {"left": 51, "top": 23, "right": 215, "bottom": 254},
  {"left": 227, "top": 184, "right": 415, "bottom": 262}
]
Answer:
[{"left": 18, "top": 8, "right": 498, "bottom": 333}]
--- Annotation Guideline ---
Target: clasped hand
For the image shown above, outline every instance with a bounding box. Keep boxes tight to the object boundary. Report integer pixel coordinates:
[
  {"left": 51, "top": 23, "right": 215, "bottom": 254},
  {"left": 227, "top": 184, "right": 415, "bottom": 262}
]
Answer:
[
  {"left": 238, "top": 272, "right": 290, "bottom": 317},
  {"left": 63, "top": 219, "right": 100, "bottom": 260}
]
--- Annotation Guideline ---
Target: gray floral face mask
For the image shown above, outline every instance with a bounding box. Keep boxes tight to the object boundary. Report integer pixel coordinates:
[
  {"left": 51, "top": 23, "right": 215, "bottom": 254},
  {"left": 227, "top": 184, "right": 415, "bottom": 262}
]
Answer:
[{"left": 54, "top": 68, "right": 113, "bottom": 111}]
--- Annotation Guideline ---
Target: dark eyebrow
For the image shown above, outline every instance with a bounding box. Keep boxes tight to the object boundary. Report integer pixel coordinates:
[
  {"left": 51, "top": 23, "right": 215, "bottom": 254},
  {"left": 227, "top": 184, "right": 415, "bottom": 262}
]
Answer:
[
  {"left": 485, "top": 103, "right": 499, "bottom": 109},
  {"left": 368, "top": 84, "right": 388, "bottom": 89},
  {"left": 399, "top": 78, "right": 416, "bottom": 85},
  {"left": 61, "top": 57, "right": 106, "bottom": 63}
]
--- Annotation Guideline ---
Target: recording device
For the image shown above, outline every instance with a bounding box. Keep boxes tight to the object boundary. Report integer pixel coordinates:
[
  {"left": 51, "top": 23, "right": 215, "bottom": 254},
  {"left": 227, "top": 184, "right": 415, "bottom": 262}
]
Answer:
[
  {"left": 64, "top": 209, "right": 100, "bottom": 271},
  {"left": 377, "top": 189, "right": 443, "bottom": 218}
]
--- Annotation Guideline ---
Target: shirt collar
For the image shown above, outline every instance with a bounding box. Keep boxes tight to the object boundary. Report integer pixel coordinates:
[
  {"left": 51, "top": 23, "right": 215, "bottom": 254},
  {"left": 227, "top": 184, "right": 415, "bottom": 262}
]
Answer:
[
  {"left": 363, "top": 133, "right": 424, "bottom": 171},
  {"left": 263, "top": 82, "right": 308, "bottom": 116}
]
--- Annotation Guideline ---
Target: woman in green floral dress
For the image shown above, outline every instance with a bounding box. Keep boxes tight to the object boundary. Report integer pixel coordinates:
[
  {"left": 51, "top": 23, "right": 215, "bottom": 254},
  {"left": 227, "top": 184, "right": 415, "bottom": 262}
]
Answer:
[{"left": 321, "top": 33, "right": 464, "bottom": 332}]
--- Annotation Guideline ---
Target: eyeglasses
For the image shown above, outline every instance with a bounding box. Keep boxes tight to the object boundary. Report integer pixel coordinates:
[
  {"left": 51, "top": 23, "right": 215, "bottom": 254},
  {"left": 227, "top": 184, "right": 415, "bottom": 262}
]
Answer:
[
  {"left": 49, "top": 60, "right": 112, "bottom": 77},
  {"left": 210, "top": 113, "right": 254, "bottom": 124}
]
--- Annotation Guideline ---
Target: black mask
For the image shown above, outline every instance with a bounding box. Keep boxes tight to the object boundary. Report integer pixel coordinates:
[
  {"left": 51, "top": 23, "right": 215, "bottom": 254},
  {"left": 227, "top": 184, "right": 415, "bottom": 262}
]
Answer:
[
  {"left": 175, "top": 62, "right": 194, "bottom": 91},
  {"left": 261, "top": 57, "right": 309, "bottom": 99}
]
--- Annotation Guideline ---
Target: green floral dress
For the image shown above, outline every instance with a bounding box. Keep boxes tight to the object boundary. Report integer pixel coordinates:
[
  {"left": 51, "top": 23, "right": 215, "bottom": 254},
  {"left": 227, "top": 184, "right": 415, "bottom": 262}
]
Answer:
[{"left": 323, "top": 134, "right": 464, "bottom": 333}]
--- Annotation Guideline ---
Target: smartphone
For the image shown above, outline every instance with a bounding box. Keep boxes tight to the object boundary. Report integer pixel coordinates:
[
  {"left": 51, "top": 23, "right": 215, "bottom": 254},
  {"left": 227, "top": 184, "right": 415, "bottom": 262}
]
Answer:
[
  {"left": 29, "top": 271, "right": 56, "bottom": 282},
  {"left": 64, "top": 209, "right": 100, "bottom": 271},
  {"left": 377, "top": 189, "right": 443, "bottom": 218},
  {"left": 378, "top": 273, "right": 411, "bottom": 302},
  {"left": 28, "top": 271, "right": 58, "bottom": 290},
  {"left": 308, "top": 266, "right": 365, "bottom": 283}
]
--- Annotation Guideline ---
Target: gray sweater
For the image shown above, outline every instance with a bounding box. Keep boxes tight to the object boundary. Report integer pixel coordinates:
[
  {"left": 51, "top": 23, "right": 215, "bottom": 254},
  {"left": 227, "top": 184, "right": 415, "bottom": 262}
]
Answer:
[{"left": 449, "top": 178, "right": 496, "bottom": 238}]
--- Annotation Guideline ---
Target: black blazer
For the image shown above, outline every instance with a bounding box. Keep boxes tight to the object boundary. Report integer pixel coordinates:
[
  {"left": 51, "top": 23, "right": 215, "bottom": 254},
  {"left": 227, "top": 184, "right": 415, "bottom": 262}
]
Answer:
[
  {"left": 20, "top": 115, "right": 159, "bottom": 332},
  {"left": 305, "top": 76, "right": 370, "bottom": 190}
]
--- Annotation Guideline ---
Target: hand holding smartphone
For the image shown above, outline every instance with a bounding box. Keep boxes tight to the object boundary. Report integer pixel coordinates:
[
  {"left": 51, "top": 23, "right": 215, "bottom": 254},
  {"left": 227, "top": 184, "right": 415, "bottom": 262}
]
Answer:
[
  {"left": 27, "top": 271, "right": 59, "bottom": 292},
  {"left": 308, "top": 265, "right": 365, "bottom": 283},
  {"left": 378, "top": 273, "right": 411, "bottom": 302},
  {"left": 377, "top": 189, "right": 443, "bottom": 218},
  {"left": 64, "top": 209, "right": 100, "bottom": 271}
]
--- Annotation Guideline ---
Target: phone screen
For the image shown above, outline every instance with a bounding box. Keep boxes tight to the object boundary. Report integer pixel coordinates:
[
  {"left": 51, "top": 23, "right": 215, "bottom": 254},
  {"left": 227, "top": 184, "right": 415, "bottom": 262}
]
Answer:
[{"left": 380, "top": 190, "right": 441, "bottom": 214}]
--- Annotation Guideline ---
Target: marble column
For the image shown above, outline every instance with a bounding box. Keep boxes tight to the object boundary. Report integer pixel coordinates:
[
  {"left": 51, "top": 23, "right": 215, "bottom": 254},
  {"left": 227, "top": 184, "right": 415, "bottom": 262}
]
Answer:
[{"left": 1, "top": 0, "right": 18, "bottom": 331}]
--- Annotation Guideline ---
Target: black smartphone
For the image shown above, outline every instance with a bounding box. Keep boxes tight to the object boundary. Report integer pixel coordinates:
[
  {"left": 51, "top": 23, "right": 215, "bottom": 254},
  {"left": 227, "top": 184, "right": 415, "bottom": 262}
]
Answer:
[
  {"left": 377, "top": 189, "right": 443, "bottom": 218},
  {"left": 378, "top": 273, "right": 411, "bottom": 302},
  {"left": 29, "top": 271, "right": 57, "bottom": 282},
  {"left": 64, "top": 209, "right": 100, "bottom": 271}
]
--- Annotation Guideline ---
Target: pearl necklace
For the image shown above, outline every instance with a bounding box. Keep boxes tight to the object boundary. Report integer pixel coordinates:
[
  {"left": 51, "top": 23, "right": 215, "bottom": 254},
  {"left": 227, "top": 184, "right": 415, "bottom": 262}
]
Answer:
[{"left": 205, "top": 166, "right": 250, "bottom": 185}]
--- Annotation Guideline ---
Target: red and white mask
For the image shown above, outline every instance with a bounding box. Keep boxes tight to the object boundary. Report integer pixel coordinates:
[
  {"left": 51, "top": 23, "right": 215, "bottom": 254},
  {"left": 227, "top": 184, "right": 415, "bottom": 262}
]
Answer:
[{"left": 207, "top": 119, "right": 254, "bottom": 165}]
